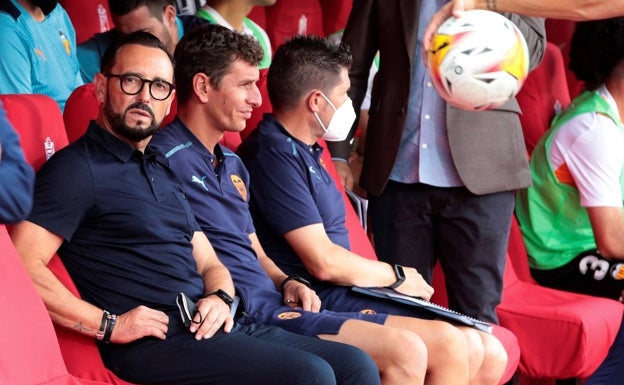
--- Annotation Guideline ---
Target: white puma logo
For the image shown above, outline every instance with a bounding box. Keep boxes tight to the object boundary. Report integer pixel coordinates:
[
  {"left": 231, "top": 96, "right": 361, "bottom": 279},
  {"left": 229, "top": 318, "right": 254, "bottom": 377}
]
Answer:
[{"left": 191, "top": 175, "right": 208, "bottom": 191}]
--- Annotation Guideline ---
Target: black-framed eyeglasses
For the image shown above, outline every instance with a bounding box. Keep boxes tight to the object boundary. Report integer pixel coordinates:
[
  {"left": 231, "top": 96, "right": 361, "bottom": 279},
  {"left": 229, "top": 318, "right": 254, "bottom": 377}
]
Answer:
[{"left": 105, "top": 73, "right": 175, "bottom": 101}]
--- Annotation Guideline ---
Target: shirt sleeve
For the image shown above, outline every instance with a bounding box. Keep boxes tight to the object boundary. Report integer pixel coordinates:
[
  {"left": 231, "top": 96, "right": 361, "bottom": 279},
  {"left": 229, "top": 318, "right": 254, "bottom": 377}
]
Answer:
[
  {"left": 249, "top": 143, "right": 324, "bottom": 235},
  {"left": 28, "top": 148, "right": 96, "bottom": 241},
  {"left": 562, "top": 114, "right": 624, "bottom": 208},
  {"left": 0, "top": 104, "right": 34, "bottom": 223}
]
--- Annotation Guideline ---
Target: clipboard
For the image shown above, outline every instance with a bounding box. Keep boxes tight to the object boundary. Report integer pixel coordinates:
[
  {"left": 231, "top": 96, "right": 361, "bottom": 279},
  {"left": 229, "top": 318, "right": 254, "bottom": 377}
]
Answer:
[{"left": 352, "top": 286, "right": 493, "bottom": 333}]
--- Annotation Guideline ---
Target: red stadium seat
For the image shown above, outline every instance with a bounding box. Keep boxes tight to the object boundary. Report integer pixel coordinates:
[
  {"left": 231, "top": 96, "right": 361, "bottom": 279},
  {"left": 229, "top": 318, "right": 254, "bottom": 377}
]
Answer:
[
  {"left": 432, "top": 215, "right": 623, "bottom": 382},
  {"left": 319, "top": 0, "right": 352, "bottom": 36},
  {"left": 498, "top": 217, "right": 623, "bottom": 380},
  {"left": 1, "top": 94, "right": 136, "bottom": 385},
  {"left": 319, "top": 139, "right": 377, "bottom": 261},
  {"left": 1, "top": 94, "right": 69, "bottom": 170},
  {"left": 59, "top": 0, "right": 113, "bottom": 44},
  {"left": 63, "top": 83, "right": 99, "bottom": 143},
  {"left": 264, "top": 0, "right": 324, "bottom": 51},
  {"left": 0, "top": 224, "right": 110, "bottom": 385},
  {"left": 545, "top": 19, "right": 584, "bottom": 99},
  {"left": 516, "top": 42, "right": 571, "bottom": 156}
]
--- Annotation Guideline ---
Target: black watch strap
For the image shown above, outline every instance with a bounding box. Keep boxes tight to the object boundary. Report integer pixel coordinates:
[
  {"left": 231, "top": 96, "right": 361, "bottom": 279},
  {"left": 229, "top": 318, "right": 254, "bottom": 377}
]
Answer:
[
  {"left": 205, "top": 289, "right": 234, "bottom": 307},
  {"left": 280, "top": 275, "right": 311, "bottom": 292},
  {"left": 388, "top": 264, "right": 406, "bottom": 289}
]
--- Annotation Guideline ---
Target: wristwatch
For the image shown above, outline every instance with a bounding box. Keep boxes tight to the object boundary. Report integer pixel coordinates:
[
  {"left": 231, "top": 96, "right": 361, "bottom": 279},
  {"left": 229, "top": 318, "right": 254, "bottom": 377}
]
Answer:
[
  {"left": 388, "top": 264, "right": 406, "bottom": 289},
  {"left": 205, "top": 289, "right": 234, "bottom": 308},
  {"left": 280, "top": 275, "right": 311, "bottom": 292}
]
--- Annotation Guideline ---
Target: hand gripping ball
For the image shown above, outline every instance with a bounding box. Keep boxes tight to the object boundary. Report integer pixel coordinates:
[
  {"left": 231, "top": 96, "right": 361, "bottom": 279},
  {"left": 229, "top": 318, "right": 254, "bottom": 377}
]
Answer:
[{"left": 428, "top": 10, "right": 529, "bottom": 111}]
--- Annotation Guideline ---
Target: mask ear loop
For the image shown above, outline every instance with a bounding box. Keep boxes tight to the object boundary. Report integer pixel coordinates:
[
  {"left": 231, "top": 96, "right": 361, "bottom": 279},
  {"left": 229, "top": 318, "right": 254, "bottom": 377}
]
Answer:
[
  {"left": 313, "top": 111, "right": 329, "bottom": 133},
  {"left": 312, "top": 91, "right": 335, "bottom": 133},
  {"left": 318, "top": 92, "right": 337, "bottom": 110}
]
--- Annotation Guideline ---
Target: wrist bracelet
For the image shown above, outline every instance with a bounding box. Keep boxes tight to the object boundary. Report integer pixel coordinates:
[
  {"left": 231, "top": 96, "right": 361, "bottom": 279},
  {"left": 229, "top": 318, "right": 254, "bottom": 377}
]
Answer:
[
  {"left": 96, "top": 310, "right": 110, "bottom": 341},
  {"left": 103, "top": 313, "right": 117, "bottom": 343},
  {"left": 280, "top": 275, "right": 311, "bottom": 293}
]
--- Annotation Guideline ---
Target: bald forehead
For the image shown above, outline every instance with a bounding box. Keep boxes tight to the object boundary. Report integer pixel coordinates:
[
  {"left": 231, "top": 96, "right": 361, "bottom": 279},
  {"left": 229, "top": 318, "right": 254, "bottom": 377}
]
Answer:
[{"left": 111, "top": 44, "right": 174, "bottom": 81}]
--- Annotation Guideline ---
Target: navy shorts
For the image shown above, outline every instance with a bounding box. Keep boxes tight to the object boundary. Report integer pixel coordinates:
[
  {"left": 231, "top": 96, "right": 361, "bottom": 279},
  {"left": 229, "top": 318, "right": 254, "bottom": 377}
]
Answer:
[{"left": 265, "top": 306, "right": 388, "bottom": 336}]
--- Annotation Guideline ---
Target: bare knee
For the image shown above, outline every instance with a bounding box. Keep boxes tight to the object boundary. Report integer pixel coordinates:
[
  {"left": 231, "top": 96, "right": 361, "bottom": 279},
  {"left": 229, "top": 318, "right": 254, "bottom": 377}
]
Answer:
[
  {"left": 462, "top": 328, "right": 486, "bottom": 376},
  {"left": 476, "top": 334, "right": 508, "bottom": 385},
  {"left": 428, "top": 322, "right": 469, "bottom": 365},
  {"left": 380, "top": 329, "right": 427, "bottom": 384}
]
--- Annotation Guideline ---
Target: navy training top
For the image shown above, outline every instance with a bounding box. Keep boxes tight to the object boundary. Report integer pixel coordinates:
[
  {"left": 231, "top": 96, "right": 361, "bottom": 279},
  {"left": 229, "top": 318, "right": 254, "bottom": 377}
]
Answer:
[
  {"left": 150, "top": 118, "right": 290, "bottom": 320},
  {"left": 237, "top": 114, "right": 350, "bottom": 283},
  {"left": 28, "top": 122, "right": 204, "bottom": 314}
]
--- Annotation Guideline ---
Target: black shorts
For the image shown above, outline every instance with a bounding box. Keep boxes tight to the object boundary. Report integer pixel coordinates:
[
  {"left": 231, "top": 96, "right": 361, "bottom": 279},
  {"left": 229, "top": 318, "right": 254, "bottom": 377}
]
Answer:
[{"left": 531, "top": 249, "right": 624, "bottom": 300}]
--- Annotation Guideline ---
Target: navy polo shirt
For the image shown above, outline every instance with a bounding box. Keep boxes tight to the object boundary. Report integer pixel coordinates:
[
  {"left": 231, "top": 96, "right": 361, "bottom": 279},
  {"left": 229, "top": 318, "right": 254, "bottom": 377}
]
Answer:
[
  {"left": 237, "top": 114, "right": 349, "bottom": 282},
  {"left": 151, "top": 119, "right": 284, "bottom": 313},
  {"left": 28, "top": 122, "right": 204, "bottom": 315}
]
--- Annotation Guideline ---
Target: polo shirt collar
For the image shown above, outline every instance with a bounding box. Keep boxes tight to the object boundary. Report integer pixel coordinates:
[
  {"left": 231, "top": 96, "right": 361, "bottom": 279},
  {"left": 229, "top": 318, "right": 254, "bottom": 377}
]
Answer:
[
  {"left": 264, "top": 114, "right": 324, "bottom": 158},
  {"left": 86, "top": 121, "right": 158, "bottom": 163},
  {"left": 168, "top": 117, "right": 226, "bottom": 163}
]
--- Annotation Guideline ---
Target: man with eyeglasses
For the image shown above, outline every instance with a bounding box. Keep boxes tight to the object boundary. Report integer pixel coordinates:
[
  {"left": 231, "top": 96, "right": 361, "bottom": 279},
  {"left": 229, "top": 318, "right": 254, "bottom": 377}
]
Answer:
[{"left": 10, "top": 31, "right": 380, "bottom": 385}]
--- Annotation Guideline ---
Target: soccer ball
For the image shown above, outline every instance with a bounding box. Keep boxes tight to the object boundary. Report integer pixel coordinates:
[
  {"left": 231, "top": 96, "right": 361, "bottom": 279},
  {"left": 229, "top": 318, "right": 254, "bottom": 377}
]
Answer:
[{"left": 428, "top": 10, "right": 529, "bottom": 111}]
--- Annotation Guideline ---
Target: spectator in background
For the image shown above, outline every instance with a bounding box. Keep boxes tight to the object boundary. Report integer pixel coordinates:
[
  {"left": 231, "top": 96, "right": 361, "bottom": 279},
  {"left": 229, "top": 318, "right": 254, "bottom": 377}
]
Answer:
[
  {"left": 0, "top": 0, "right": 83, "bottom": 112},
  {"left": 77, "top": 0, "right": 208, "bottom": 82},
  {"left": 10, "top": 31, "right": 379, "bottom": 385},
  {"left": 516, "top": 18, "right": 624, "bottom": 302},
  {"left": 516, "top": 19, "right": 624, "bottom": 385},
  {"left": 239, "top": 34, "right": 509, "bottom": 385},
  {"left": 197, "top": 0, "right": 275, "bottom": 139},
  {"left": 197, "top": 0, "right": 273, "bottom": 70},
  {"left": 0, "top": 100, "right": 34, "bottom": 223},
  {"left": 329, "top": 0, "right": 545, "bottom": 324}
]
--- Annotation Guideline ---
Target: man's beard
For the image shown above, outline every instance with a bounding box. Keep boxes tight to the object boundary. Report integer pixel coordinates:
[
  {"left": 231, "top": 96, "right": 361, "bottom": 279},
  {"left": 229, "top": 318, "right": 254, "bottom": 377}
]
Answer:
[{"left": 104, "top": 100, "right": 160, "bottom": 142}]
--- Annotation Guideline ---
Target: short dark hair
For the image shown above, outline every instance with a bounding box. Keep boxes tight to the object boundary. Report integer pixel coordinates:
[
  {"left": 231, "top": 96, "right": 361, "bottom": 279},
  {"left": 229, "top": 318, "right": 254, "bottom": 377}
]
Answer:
[
  {"left": 173, "top": 24, "right": 264, "bottom": 103},
  {"left": 100, "top": 31, "right": 175, "bottom": 75},
  {"left": 108, "top": 0, "right": 174, "bottom": 20},
  {"left": 268, "top": 35, "right": 352, "bottom": 111},
  {"left": 569, "top": 17, "right": 624, "bottom": 91}
]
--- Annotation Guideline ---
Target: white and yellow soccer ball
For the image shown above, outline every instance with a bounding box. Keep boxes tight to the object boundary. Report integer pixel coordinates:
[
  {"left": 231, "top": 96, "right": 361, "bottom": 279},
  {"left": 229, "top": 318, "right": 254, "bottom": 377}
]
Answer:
[{"left": 428, "top": 10, "right": 529, "bottom": 111}]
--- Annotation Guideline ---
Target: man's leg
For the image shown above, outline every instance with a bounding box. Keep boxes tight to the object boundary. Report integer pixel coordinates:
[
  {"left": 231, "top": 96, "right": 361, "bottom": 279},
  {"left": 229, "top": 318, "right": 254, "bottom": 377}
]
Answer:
[
  {"left": 242, "top": 322, "right": 381, "bottom": 385},
  {"left": 436, "top": 189, "right": 515, "bottom": 323},
  {"left": 320, "top": 286, "right": 507, "bottom": 385},
  {"left": 319, "top": 318, "right": 428, "bottom": 385},
  {"left": 369, "top": 182, "right": 437, "bottom": 282},
  {"left": 457, "top": 326, "right": 508, "bottom": 385},
  {"left": 99, "top": 317, "right": 345, "bottom": 385}
]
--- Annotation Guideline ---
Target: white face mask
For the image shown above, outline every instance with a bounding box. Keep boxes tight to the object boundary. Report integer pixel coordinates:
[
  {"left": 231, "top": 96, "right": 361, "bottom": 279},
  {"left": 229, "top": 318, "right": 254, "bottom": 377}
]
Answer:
[{"left": 313, "top": 93, "right": 356, "bottom": 142}]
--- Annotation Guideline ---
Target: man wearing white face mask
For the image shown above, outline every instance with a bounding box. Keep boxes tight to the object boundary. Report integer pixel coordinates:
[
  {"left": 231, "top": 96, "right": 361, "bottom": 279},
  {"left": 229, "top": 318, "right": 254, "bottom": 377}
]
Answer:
[
  {"left": 238, "top": 35, "right": 510, "bottom": 385},
  {"left": 312, "top": 92, "right": 356, "bottom": 142}
]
